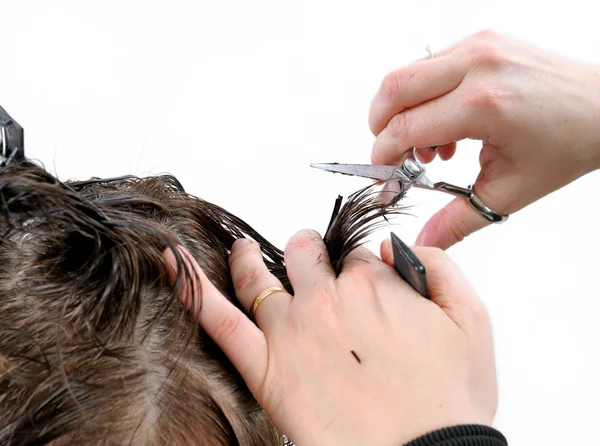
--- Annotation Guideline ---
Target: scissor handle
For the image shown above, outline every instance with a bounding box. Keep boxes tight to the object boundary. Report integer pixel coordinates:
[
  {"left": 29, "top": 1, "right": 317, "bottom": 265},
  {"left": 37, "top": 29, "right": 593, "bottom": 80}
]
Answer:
[{"left": 433, "top": 182, "right": 509, "bottom": 224}]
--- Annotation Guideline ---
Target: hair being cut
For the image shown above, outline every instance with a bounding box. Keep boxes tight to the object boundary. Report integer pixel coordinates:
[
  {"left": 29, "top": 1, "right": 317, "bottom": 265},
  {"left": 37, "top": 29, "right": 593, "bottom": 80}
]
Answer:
[{"left": 0, "top": 158, "right": 408, "bottom": 445}]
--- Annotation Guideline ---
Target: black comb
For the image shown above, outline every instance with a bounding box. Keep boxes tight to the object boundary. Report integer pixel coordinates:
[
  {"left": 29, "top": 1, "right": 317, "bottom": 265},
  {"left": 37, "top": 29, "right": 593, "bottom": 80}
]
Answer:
[{"left": 390, "top": 232, "right": 429, "bottom": 299}]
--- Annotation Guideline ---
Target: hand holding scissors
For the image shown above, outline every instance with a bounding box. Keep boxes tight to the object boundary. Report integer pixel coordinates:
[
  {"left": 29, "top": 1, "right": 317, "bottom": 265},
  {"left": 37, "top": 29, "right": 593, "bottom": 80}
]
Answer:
[{"left": 368, "top": 31, "right": 600, "bottom": 250}]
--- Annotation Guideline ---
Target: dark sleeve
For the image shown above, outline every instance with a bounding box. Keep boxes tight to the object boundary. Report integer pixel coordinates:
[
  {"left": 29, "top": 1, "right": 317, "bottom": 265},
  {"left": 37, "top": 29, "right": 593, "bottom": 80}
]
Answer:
[{"left": 403, "top": 424, "right": 508, "bottom": 446}]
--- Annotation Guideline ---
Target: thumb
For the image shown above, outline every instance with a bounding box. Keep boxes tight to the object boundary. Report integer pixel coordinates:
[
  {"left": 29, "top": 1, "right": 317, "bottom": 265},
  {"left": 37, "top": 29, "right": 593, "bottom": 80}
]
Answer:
[
  {"left": 413, "top": 246, "right": 491, "bottom": 334},
  {"left": 416, "top": 150, "right": 518, "bottom": 250},
  {"left": 380, "top": 241, "right": 488, "bottom": 332},
  {"left": 415, "top": 196, "right": 492, "bottom": 250}
]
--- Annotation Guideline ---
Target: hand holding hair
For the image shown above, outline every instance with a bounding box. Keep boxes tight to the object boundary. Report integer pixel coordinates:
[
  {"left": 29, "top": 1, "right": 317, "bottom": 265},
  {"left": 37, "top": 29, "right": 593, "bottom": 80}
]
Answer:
[
  {"left": 164, "top": 231, "right": 502, "bottom": 445},
  {"left": 369, "top": 30, "right": 600, "bottom": 250}
]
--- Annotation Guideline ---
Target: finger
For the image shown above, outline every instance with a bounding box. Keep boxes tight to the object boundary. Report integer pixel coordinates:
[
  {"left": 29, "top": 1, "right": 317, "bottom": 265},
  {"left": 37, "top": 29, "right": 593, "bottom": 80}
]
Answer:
[
  {"left": 343, "top": 244, "right": 381, "bottom": 265},
  {"left": 437, "top": 142, "right": 457, "bottom": 160},
  {"left": 371, "top": 86, "right": 488, "bottom": 167},
  {"left": 378, "top": 239, "right": 431, "bottom": 299},
  {"left": 416, "top": 141, "right": 517, "bottom": 251},
  {"left": 338, "top": 244, "right": 387, "bottom": 278},
  {"left": 415, "top": 142, "right": 458, "bottom": 164},
  {"left": 415, "top": 195, "right": 493, "bottom": 250},
  {"left": 284, "top": 229, "right": 335, "bottom": 294},
  {"left": 412, "top": 43, "right": 459, "bottom": 62},
  {"left": 163, "top": 246, "right": 268, "bottom": 387},
  {"left": 408, "top": 246, "right": 489, "bottom": 332},
  {"left": 415, "top": 146, "right": 438, "bottom": 164},
  {"left": 368, "top": 53, "right": 467, "bottom": 136},
  {"left": 379, "top": 238, "right": 394, "bottom": 268},
  {"left": 229, "top": 238, "right": 292, "bottom": 330},
  {"left": 380, "top": 240, "right": 487, "bottom": 331}
]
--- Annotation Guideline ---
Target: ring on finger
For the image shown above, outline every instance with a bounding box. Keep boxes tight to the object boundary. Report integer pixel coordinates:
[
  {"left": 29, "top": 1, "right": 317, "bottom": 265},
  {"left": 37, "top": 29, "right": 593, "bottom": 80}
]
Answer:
[
  {"left": 425, "top": 44, "right": 435, "bottom": 59},
  {"left": 250, "top": 286, "right": 287, "bottom": 322}
]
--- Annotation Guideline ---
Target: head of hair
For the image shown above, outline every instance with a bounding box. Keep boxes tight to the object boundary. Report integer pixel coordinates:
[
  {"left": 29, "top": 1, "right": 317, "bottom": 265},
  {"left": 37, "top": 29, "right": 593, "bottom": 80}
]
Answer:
[{"left": 0, "top": 159, "right": 408, "bottom": 445}]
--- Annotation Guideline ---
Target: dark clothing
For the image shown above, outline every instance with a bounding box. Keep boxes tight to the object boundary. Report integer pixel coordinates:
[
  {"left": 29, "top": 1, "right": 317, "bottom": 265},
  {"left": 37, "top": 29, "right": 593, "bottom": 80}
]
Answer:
[
  {"left": 404, "top": 424, "right": 507, "bottom": 446},
  {"left": 282, "top": 423, "right": 507, "bottom": 445}
]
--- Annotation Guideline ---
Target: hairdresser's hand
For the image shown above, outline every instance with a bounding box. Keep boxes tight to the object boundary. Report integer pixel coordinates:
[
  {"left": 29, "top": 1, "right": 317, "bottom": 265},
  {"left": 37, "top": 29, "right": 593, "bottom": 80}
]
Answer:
[
  {"left": 369, "top": 30, "right": 600, "bottom": 250},
  {"left": 164, "top": 231, "right": 497, "bottom": 446}
]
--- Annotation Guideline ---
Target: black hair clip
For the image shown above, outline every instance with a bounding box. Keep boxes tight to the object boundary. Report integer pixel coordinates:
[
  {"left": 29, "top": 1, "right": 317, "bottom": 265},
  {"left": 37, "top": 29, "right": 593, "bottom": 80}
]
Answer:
[{"left": 0, "top": 105, "right": 25, "bottom": 167}]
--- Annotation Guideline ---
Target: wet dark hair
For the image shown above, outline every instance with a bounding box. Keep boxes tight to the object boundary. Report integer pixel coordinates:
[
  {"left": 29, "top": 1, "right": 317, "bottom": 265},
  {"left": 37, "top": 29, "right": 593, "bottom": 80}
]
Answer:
[{"left": 0, "top": 158, "right": 407, "bottom": 445}]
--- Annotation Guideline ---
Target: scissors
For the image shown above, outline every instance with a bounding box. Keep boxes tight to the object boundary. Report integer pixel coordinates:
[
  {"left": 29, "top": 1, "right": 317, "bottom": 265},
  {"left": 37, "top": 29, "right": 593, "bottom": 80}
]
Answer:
[{"left": 311, "top": 149, "right": 509, "bottom": 299}]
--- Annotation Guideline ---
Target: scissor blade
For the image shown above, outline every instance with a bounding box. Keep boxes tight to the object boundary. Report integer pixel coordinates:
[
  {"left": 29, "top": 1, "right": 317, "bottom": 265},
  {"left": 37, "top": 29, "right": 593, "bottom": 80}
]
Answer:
[{"left": 310, "top": 163, "right": 398, "bottom": 181}]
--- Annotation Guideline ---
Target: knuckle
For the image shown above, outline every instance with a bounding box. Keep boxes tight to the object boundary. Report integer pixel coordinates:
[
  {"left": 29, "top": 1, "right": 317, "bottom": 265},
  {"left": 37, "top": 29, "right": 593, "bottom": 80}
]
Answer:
[
  {"left": 212, "top": 310, "right": 243, "bottom": 344},
  {"left": 447, "top": 219, "right": 470, "bottom": 245},
  {"left": 229, "top": 240, "right": 259, "bottom": 266},
  {"left": 371, "top": 144, "right": 385, "bottom": 165},
  {"left": 380, "top": 71, "right": 402, "bottom": 100},
  {"left": 470, "top": 41, "right": 504, "bottom": 69},
  {"left": 427, "top": 208, "right": 473, "bottom": 248},
  {"left": 234, "top": 267, "right": 268, "bottom": 292},
  {"left": 479, "top": 143, "right": 496, "bottom": 168},
  {"left": 473, "top": 29, "right": 500, "bottom": 42},
  {"left": 380, "top": 69, "right": 416, "bottom": 102},
  {"left": 286, "top": 229, "right": 322, "bottom": 252},
  {"left": 388, "top": 112, "right": 410, "bottom": 140},
  {"left": 461, "top": 84, "right": 503, "bottom": 112}
]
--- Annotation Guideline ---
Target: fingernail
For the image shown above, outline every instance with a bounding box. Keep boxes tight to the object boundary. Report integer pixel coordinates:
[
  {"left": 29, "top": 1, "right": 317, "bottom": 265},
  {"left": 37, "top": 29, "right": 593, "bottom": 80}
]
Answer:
[
  {"left": 162, "top": 245, "right": 189, "bottom": 281},
  {"left": 162, "top": 247, "right": 176, "bottom": 269},
  {"left": 234, "top": 238, "right": 250, "bottom": 246}
]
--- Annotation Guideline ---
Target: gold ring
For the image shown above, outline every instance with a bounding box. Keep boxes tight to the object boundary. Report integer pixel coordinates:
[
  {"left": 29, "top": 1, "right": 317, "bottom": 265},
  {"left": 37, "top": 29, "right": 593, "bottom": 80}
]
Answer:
[{"left": 250, "top": 286, "right": 286, "bottom": 322}]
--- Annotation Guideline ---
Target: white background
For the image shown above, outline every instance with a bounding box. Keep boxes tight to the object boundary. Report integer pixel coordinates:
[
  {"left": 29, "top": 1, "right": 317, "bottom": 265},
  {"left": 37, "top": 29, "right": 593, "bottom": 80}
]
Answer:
[{"left": 2, "top": 1, "right": 599, "bottom": 444}]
